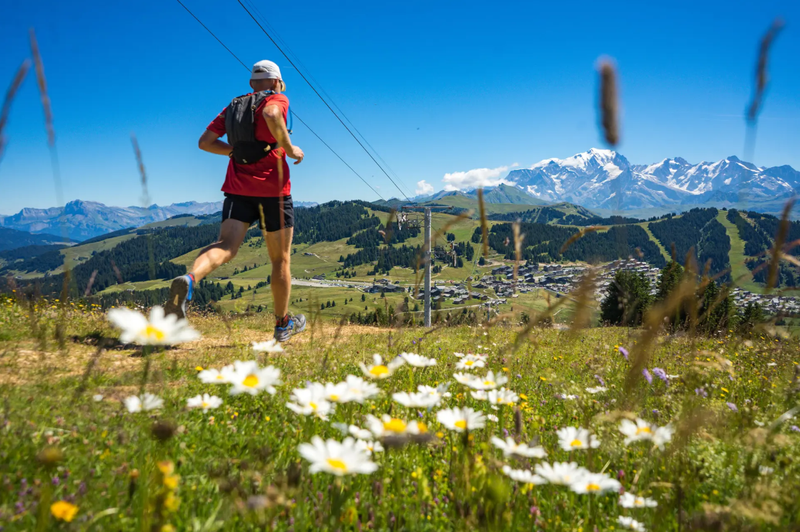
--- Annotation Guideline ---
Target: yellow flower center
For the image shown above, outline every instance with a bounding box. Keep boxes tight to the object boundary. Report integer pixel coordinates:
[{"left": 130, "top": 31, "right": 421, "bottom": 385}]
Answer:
[
  {"left": 465, "top": 360, "right": 474, "bottom": 366},
  {"left": 330, "top": 395, "right": 339, "bottom": 401},
  {"left": 142, "top": 325, "right": 165, "bottom": 341},
  {"left": 454, "top": 420, "right": 467, "bottom": 430},
  {"left": 586, "top": 483, "right": 600, "bottom": 492},
  {"left": 635, "top": 499, "right": 644, "bottom": 506},
  {"left": 383, "top": 418, "right": 407, "bottom": 433},
  {"left": 215, "top": 374, "right": 224, "bottom": 380},
  {"left": 327, "top": 458, "right": 348, "bottom": 472},
  {"left": 370, "top": 365, "right": 389, "bottom": 377},
  {"left": 570, "top": 439, "right": 583, "bottom": 447},
  {"left": 636, "top": 427, "right": 652, "bottom": 435},
  {"left": 309, "top": 402, "right": 318, "bottom": 411},
  {"left": 202, "top": 402, "right": 209, "bottom": 408},
  {"left": 483, "top": 380, "right": 495, "bottom": 386},
  {"left": 242, "top": 374, "right": 259, "bottom": 388}
]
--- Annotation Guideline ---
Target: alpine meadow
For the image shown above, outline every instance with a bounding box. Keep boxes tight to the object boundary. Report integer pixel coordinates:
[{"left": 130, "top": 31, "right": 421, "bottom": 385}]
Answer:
[{"left": 3, "top": 3, "right": 800, "bottom": 532}]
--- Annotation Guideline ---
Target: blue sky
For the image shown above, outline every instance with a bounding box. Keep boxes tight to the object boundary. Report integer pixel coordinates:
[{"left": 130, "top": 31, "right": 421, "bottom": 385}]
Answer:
[{"left": 1, "top": 0, "right": 799, "bottom": 214}]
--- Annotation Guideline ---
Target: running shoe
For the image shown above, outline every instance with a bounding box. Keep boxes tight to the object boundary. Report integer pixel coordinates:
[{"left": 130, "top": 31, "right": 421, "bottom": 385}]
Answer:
[
  {"left": 274, "top": 314, "right": 306, "bottom": 342},
  {"left": 164, "top": 274, "right": 193, "bottom": 320}
]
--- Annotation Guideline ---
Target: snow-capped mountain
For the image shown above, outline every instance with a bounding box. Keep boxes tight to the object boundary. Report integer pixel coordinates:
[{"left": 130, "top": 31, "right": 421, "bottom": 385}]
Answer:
[{"left": 505, "top": 149, "right": 800, "bottom": 210}]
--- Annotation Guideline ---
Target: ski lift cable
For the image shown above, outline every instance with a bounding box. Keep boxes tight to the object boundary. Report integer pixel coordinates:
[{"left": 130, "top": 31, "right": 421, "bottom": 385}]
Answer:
[
  {"left": 236, "top": 0, "right": 412, "bottom": 202},
  {"left": 175, "top": 0, "right": 385, "bottom": 201}
]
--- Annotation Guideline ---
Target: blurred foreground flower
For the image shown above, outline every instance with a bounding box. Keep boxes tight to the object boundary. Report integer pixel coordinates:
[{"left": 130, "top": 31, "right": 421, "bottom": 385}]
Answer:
[
  {"left": 298, "top": 436, "right": 378, "bottom": 476},
  {"left": 355, "top": 439, "right": 384, "bottom": 455},
  {"left": 569, "top": 472, "right": 621, "bottom": 494},
  {"left": 502, "top": 465, "right": 546, "bottom": 485},
  {"left": 437, "top": 407, "right": 486, "bottom": 432},
  {"left": 620, "top": 492, "right": 658, "bottom": 508},
  {"left": 400, "top": 352, "right": 437, "bottom": 367},
  {"left": 619, "top": 418, "right": 674, "bottom": 449},
  {"left": 534, "top": 462, "right": 590, "bottom": 485},
  {"left": 198, "top": 364, "right": 235, "bottom": 384},
  {"left": 228, "top": 361, "right": 281, "bottom": 395},
  {"left": 618, "top": 516, "right": 647, "bottom": 531},
  {"left": 286, "top": 387, "right": 334, "bottom": 420},
  {"left": 393, "top": 391, "right": 440, "bottom": 409},
  {"left": 342, "top": 375, "right": 381, "bottom": 402},
  {"left": 125, "top": 393, "right": 163, "bottom": 413},
  {"left": 455, "top": 354, "right": 486, "bottom": 370},
  {"left": 360, "top": 354, "right": 404, "bottom": 379},
  {"left": 108, "top": 306, "right": 200, "bottom": 345},
  {"left": 252, "top": 339, "right": 284, "bottom": 354},
  {"left": 457, "top": 370, "right": 508, "bottom": 391},
  {"left": 556, "top": 427, "right": 600, "bottom": 451},
  {"left": 492, "top": 436, "right": 547, "bottom": 458},
  {"left": 187, "top": 393, "right": 222, "bottom": 412},
  {"left": 50, "top": 500, "right": 78, "bottom": 522},
  {"left": 366, "top": 414, "right": 427, "bottom": 438}
]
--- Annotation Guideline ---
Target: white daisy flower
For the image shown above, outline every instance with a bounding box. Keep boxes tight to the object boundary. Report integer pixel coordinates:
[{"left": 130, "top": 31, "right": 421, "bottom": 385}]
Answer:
[
  {"left": 487, "top": 388, "right": 519, "bottom": 406},
  {"left": 399, "top": 352, "right": 437, "bottom": 367},
  {"left": 359, "top": 354, "right": 404, "bottom": 379},
  {"left": 348, "top": 425, "right": 374, "bottom": 440},
  {"left": 198, "top": 364, "right": 235, "bottom": 384},
  {"left": 569, "top": 472, "right": 621, "bottom": 494},
  {"left": 417, "top": 384, "right": 451, "bottom": 403},
  {"left": 228, "top": 361, "right": 281, "bottom": 395},
  {"left": 487, "top": 414, "right": 499, "bottom": 422},
  {"left": 92, "top": 394, "right": 103, "bottom": 402},
  {"left": 124, "top": 393, "right": 163, "bottom": 413},
  {"left": 464, "top": 370, "right": 508, "bottom": 391},
  {"left": 456, "top": 355, "right": 486, "bottom": 370},
  {"left": 392, "top": 391, "right": 440, "bottom": 409},
  {"left": 619, "top": 492, "right": 658, "bottom": 508},
  {"left": 652, "top": 424, "right": 674, "bottom": 450},
  {"left": 355, "top": 439, "right": 384, "bottom": 455},
  {"left": 534, "top": 462, "right": 590, "bottom": 485},
  {"left": 436, "top": 407, "right": 486, "bottom": 432},
  {"left": 470, "top": 390, "right": 489, "bottom": 400},
  {"left": 619, "top": 418, "right": 656, "bottom": 445},
  {"left": 586, "top": 386, "right": 607, "bottom": 394},
  {"left": 502, "top": 465, "right": 547, "bottom": 485},
  {"left": 342, "top": 375, "right": 381, "bottom": 403},
  {"left": 556, "top": 427, "right": 600, "bottom": 451},
  {"left": 453, "top": 372, "right": 474, "bottom": 385},
  {"left": 108, "top": 306, "right": 200, "bottom": 346},
  {"left": 251, "top": 339, "right": 284, "bottom": 353},
  {"left": 186, "top": 393, "right": 222, "bottom": 412},
  {"left": 618, "top": 516, "right": 647, "bottom": 531},
  {"left": 560, "top": 394, "right": 578, "bottom": 400},
  {"left": 286, "top": 387, "right": 334, "bottom": 420},
  {"left": 310, "top": 382, "right": 352, "bottom": 404},
  {"left": 365, "top": 414, "right": 427, "bottom": 438},
  {"left": 491, "top": 436, "right": 547, "bottom": 459},
  {"left": 298, "top": 436, "right": 378, "bottom": 476}
]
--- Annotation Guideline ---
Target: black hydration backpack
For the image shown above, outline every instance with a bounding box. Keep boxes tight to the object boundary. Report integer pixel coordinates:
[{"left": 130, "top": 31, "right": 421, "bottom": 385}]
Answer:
[{"left": 224, "top": 90, "right": 279, "bottom": 165}]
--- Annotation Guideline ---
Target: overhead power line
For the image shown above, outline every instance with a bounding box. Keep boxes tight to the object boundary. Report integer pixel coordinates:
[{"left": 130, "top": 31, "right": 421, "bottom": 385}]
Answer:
[
  {"left": 175, "top": 0, "right": 384, "bottom": 201},
  {"left": 235, "top": 0, "right": 412, "bottom": 202}
]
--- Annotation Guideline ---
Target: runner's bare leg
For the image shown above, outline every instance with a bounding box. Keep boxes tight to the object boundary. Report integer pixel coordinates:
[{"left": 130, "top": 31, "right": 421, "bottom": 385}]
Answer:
[
  {"left": 265, "top": 226, "right": 293, "bottom": 318},
  {"left": 190, "top": 219, "right": 250, "bottom": 281}
]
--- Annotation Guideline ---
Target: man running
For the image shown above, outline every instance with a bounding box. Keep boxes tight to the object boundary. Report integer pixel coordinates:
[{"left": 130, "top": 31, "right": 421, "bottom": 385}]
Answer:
[{"left": 165, "top": 60, "right": 306, "bottom": 342}]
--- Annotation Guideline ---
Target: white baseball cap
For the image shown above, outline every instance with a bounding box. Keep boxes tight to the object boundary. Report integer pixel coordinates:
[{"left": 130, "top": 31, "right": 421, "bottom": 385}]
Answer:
[{"left": 251, "top": 60, "right": 286, "bottom": 91}]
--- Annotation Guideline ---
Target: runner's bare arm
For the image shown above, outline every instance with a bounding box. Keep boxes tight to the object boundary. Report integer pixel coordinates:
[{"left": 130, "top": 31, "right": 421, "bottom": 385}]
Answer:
[
  {"left": 263, "top": 104, "right": 304, "bottom": 164},
  {"left": 198, "top": 130, "right": 233, "bottom": 156}
]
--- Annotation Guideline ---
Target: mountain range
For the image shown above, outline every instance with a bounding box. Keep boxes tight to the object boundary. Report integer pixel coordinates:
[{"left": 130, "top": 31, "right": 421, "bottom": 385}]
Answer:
[
  {"left": 407, "top": 149, "right": 800, "bottom": 214},
  {"left": 0, "top": 199, "right": 319, "bottom": 242}
]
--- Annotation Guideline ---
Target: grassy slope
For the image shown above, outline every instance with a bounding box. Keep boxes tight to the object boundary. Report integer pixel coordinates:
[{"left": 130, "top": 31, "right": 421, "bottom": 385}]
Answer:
[
  {"left": 716, "top": 210, "right": 761, "bottom": 293},
  {"left": 1, "top": 304, "right": 799, "bottom": 531},
  {"left": 640, "top": 222, "right": 671, "bottom": 263}
]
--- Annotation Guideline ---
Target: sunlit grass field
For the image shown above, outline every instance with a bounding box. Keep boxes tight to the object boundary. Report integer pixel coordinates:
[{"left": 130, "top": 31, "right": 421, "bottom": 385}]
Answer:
[{"left": 1, "top": 296, "right": 799, "bottom": 531}]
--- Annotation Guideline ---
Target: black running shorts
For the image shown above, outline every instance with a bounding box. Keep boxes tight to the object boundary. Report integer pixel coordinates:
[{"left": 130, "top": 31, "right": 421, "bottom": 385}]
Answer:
[{"left": 221, "top": 194, "right": 294, "bottom": 232}]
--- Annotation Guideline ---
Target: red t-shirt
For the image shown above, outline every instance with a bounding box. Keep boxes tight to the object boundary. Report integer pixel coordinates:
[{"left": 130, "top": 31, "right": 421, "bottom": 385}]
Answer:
[{"left": 207, "top": 93, "right": 291, "bottom": 197}]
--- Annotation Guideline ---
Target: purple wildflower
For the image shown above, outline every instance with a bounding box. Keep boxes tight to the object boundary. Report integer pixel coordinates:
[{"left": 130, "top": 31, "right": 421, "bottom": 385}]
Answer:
[
  {"left": 695, "top": 387, "right": 708, "bottom": 398},
  {"left": 530, "top": 506, "right": 541, "bottom": 516},
  {"left": 503, "top": 428, "right": 509, "bottom": 437},
  {"left": 617, "top": 469, "right": 625, "bottom": 480},
  {"left": 619, "top": 347, "right": 629, "bottom": 360},
  {"left": 726, "top": 402, "right": 738, "bottom": 412},
  {"left": 652, "top": 368, "right": 668, "bottom": 383},
  {"left": 51, "top": 476, "right": 60, "bottom": 486},
  {"left": 595, "top": 374, "right": 606, "bottom": 386},
  {"left": 642, "top": 368, "right": 653, "bottom": 384},
  {"left": 790, "top": 425, "right": 800, "bottom": 433}
]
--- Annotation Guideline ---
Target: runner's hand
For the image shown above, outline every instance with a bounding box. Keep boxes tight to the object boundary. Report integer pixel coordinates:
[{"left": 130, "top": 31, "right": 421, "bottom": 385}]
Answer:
[{"left": 287, "top": 146, "right": 304, "bottom": 164}]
